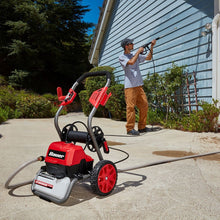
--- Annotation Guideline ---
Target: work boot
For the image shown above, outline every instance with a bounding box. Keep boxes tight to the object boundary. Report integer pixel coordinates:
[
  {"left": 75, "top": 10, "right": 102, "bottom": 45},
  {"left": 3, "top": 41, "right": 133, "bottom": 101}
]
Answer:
[{"left": 127, "top": 129, "right": 140, "bottom": 136}]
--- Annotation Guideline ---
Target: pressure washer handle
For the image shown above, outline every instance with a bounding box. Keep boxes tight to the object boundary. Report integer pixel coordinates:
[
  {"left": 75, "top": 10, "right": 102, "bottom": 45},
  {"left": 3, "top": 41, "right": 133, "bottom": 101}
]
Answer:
[
  {"left": 141, "top": 37, "right": 160, "bottom": 48},
  {"left": 54, "top": 71, "right": 111, "bottom": 142},
  {"left": 76, "top": 71, "right": 111, "bottom": 84}
]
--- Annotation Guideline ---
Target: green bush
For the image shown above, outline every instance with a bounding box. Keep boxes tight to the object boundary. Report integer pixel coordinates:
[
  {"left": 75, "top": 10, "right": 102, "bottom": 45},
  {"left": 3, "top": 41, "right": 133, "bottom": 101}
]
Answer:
[
  {"left": 106, "top": 84, "right": 126, "bottom": 120},
  {"left": 0, "top": 85, "right": 17, "bottom": 109},
  {"left": 16, "top": 94, "right": 54, "bottom": 118},
  {"left": 0, "top": 107, "right": 8, "bottom": 123},
  {"left": 86, "top": 66, "right": 116, "bottom": 95},
  {"left": 0, "top": 86, "right": 65, "bottom": 123},
  {"left": 78, "top": 90, "right": 91, "bottom": 116},
  {"left": 163, "top": 100, "right": 220, "bottom": 132},
  {"left": 180, "top": 112, "right": 204, "bottom": 132},
  {"left": 143, "top": 62, "right": 186, "bottom": 117},
  {"left": 9, "top": 69, "right": 29, "bottom": 89},
  {"left": 0, "top": 75, "right": 7, "bottom": 86},
  {"left": 0, "top": 86, "right": 28, "bottom": 122},
  {"left": 0, "top": 105, "right": 21, "bottom": 123},
  {"left": 79, "top": 66, "right": 116, "bottom": 117},
  {"left": 195, "top": 100, "right": 220, "bottom": 132},
  {"left": 42, "top": 93, "right": 58, "bottom": 103},
  {"left": 147, "top": 107, "right": 165, "bottom": 126}
]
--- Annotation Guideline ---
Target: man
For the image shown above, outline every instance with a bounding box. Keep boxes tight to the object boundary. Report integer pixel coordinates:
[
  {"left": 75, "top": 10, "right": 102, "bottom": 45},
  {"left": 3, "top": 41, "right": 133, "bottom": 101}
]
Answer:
[{"left": 119, "top": 38, "right": 156, "bottom": 135}]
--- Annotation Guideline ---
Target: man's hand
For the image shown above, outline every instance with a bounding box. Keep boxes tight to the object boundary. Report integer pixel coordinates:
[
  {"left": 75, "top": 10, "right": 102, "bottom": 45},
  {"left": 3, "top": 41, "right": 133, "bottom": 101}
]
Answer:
[
  {"left": 137, "top": 47, "right": 144, "bottom": 54},
  {"left": 146, "top": 40, "right": 156, "bottom": 61},
  {"left": 151, "top": 39, "right": 156, "bottom": 46}
]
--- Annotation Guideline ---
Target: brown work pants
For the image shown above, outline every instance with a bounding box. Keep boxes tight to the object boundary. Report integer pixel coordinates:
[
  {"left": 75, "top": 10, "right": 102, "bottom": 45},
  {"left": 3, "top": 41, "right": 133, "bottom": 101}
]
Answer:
[{"left": 124, "top": 86, "right": 148, "bottom": 132}]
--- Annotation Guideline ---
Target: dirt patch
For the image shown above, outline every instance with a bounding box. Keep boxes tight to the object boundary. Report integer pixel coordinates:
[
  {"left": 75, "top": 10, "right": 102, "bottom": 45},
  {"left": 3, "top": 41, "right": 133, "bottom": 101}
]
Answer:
[
  {"left": 153, "top": 150, "right": 220, "bottom": 162},
  {"left": 199, "top": 136, "right": 220, "bottom": 145}
]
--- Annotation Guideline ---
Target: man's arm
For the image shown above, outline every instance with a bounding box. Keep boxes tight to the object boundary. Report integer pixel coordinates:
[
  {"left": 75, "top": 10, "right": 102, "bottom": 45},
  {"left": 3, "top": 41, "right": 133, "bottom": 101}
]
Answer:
[
  {"left": 146, "top": 39, "right": 156, "bottom": 60},
  {"left": 127, "top": 39, "right": 157, "bottom": 65},
  {"left": 127, "top": 47, "right": 144, "bottom": 65}
]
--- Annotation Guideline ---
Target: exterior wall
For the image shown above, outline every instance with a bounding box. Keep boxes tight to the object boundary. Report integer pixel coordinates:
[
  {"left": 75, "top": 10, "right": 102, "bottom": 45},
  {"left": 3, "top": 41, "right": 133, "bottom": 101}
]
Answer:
[{"left": 98, "top": 0, "right": 214, "bottom": 104}]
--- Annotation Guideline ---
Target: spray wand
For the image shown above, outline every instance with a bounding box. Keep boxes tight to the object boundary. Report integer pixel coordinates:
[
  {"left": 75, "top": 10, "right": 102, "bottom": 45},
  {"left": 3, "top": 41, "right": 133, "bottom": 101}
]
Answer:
[{"left": 141, "top": 27, "right": 177, "bottom": 53}]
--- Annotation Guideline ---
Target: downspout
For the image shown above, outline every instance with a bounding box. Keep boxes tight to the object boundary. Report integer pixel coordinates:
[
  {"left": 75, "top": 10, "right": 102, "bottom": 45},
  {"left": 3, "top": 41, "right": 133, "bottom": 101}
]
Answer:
[{"left": 212, "top": 13, "right": 220, "bottom": 105}]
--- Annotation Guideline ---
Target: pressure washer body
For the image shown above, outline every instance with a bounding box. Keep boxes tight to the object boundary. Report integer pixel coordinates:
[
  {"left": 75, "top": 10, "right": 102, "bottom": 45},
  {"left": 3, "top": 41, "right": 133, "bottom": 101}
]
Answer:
[{"left": 31, "top": 71, "right": 117, "bottom": 204}]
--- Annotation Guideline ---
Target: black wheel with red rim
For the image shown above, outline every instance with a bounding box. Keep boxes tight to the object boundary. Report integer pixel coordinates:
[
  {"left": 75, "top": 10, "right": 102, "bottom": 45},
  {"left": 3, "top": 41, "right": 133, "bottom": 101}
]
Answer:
[{"left": 90, "top": 160, "right": 117, "bottom": 196}]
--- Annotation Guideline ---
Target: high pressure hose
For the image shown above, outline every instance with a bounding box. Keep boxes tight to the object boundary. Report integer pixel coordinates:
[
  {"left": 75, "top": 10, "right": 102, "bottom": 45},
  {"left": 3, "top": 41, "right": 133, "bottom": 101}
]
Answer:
[
  {"left": 5, "top": 156, "right": 44, "bottom": 189},
  {"left": 117, "top": 151, "right": 220, "bottom": 173},
  {"left": 5, "top": 151, "right": 220, "bottom": 189}
]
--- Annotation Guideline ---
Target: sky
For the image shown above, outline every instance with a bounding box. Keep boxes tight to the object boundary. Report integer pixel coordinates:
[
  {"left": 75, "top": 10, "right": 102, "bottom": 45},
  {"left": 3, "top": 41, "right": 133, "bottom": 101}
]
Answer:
[{"left": 81, "top": 0, "right": 104, "bottom": 35}]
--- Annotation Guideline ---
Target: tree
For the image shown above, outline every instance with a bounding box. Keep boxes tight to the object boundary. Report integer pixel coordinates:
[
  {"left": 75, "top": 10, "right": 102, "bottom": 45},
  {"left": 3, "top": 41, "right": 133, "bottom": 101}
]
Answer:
[{"left": 0, "top": 0, "right": 93, "bottom": 93}]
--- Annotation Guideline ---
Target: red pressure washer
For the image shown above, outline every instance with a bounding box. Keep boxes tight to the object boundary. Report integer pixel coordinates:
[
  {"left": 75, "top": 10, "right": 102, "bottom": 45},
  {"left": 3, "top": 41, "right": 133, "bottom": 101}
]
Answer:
[{"left": 31, "top": 71, "right": 117, "bottom": 204}]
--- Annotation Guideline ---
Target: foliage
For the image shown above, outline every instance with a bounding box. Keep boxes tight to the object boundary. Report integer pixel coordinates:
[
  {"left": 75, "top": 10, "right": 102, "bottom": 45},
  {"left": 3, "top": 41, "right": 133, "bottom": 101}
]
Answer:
[
  {"left": 9, "top": 69, "right": 29, "bottom": 89},
  {"left": 198, "top": 100, "right": 220, "bottom": 132},
  {"left": 106, "top": 84, "right": 126, "bottom": 120},
  {"left": 0, "top": 107, "right": 8, "bottom": 124},
  {"left": 0, "top": 86, "right": 24, "bottom": 122},
  {"left": 0, "top": 0, "right": 93, "bottom": 93},
  {"left": 0, "top": 86, "right": 66, "bottom": 123},
  {"left": 143, "top": 63, "right": 220, "bottom": 132},
  {"left": 78, "top": 90, "right": 91, "bottom": 116},
  {"left": 163, "top": 100, "right": 220, "bottom": 132},
  {"left": 0, "top": 85, "right": 17, "bottom": 109},
  {"left": 0, "top": 75, "right": 7, "bottom": 86},
  {"left": 143, "top": 62, "right": 186, "bottom": 119},
  {"left": 147, "top": 107, "right": 165, "bottom": 126},
  {"left": 0, "top": 106, "right": 21, "bottom": 121},
  {"left": 79, "top": 66, "right": 116, "bottom": 117},
  {"left": 16, "top": 94, "right": 54, "bottom": 118},
  {"left": 86, "top": 66, "right": 116, "bottom": 95}
]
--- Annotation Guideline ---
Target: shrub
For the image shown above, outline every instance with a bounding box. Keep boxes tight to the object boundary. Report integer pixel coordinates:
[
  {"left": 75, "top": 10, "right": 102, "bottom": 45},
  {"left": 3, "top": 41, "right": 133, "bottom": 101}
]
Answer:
[
  {"left": 0, "top": 107, "right": 8, "bottom": 123},
  {"left": 86, "top": 66, "right": 116, "bottom": 95},
  {"left": 79, "top": 66, "right": 115, "bottom": 117},
  {"left": 16, "top": 94, "right": 54, "bottom": 118},
  {"left": 0, "top": 75, "right": 7, "bottom": 86},
  {"left": 0, "top": 85, "right": 17, "bottom": 109},
  {"left": 106, "top": 84, "right": 126, "bottom": 120},
  {"left": 196, "top": 100, "right": 220, "bottom": 132},
  {"left": 0, "top": 86, "right": 66, "bottom": 123},
  {"left": 78, "top": 90, "right": 91, "bottom": 116},
  {"left": 143, "top": 62, "right": 186, "bottom": 118},
  {"left": 42, "top": 93, "right": 58, "bottom": 103},
  {"left": 180, "top": 112, "right": 204, "bottom": 132},
  {"left": 162, "top": 100, "right": 220, "bottom": 132},
  {"left": 8, "top": 69, "right": 29, "bottom": 89},
  {"left": 147, "top": 107, "right": 165, "bottom": 126}
]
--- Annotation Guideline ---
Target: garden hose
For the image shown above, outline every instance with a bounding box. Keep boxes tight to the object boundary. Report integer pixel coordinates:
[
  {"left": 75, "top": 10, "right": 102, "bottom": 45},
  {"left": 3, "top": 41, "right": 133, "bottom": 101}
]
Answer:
[
  {"left": 5, "top": 151, "right": 220, "bottom": 189},
  {"left": 5, "top": 156, "right": 44, "bottom": 189}
]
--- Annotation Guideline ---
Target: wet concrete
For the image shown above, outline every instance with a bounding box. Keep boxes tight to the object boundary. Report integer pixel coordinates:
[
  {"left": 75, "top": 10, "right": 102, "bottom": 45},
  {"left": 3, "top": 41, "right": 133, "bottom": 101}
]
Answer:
[{"left": 153, "top": 150, "right": 220, "bottom": 162}]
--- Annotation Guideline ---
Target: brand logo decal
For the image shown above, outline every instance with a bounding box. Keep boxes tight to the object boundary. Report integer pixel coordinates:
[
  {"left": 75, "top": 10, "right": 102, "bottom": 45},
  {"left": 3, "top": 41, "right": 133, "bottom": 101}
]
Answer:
[{"left": 48, "top": 150, "right": 66, "bottom": 160}]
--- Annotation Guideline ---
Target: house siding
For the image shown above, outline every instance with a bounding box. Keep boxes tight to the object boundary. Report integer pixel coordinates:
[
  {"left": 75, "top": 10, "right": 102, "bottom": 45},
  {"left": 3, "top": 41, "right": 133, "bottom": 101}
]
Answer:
[{"left": 97, "top": 0, "right": 214, "bottom": 104}]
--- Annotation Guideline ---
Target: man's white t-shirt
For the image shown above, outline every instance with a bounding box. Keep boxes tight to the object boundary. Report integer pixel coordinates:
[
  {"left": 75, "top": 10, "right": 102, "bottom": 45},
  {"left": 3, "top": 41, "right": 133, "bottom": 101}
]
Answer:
[{"left": 119, "top": 52, "right": 147, "bottom": 89}]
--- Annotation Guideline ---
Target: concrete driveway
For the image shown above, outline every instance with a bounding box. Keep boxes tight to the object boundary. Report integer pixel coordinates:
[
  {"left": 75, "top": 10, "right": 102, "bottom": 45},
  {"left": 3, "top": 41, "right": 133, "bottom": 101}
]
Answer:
[{"left": 1, "top": 112, "right": 220, "bottom": 220}]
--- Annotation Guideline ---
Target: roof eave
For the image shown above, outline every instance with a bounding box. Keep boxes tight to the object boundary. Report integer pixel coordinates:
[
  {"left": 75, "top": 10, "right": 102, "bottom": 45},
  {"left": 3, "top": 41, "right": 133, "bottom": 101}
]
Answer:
[{"left": 88, "top": 0, "right": 115, "bottom": 66}]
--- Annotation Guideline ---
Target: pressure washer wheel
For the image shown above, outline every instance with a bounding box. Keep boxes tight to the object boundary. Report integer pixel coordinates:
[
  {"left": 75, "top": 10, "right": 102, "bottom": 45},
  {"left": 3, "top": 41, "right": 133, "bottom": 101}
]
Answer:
[{"left": 90, "top": 160, "right": 117, "bottom": 196}]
